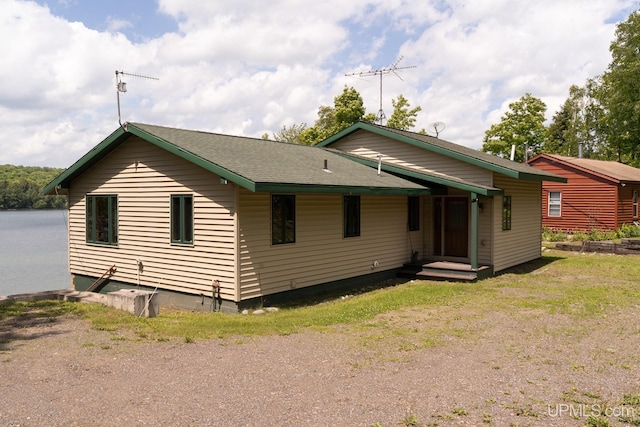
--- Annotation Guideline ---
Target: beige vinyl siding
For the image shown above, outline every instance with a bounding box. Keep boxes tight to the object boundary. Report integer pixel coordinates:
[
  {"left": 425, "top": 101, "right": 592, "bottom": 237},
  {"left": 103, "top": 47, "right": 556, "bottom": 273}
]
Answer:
[
  {"left": 331, "top": 129, "right": 494, "bottom": 186},
  {"left": 238, "top": 190, "right": 418, "bottom": 300},
  {"left": 492, "top": 175, "right": 542, "bottom": 272},
  {"left": 68, "top": 137, "right": 237, "bottom": 299}
]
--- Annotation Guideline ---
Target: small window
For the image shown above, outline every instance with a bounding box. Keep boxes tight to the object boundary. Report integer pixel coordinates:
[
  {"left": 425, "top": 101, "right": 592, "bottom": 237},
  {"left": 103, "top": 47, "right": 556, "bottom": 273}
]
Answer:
[
  {"left": 171, "top": 194, "right": 194, "bottom": 244},
  {"left": 502, "top": 195, "right": 512, "bottom": 231},
  {"left": 343, "top": 195, "right": 361, "bottom": 238},
  {"left": 548, "top": 191, "right": 561, "bottom": 217},
  {"left": 408, "top": 196, "right": 420, "bottom": 231},
  {"left": 633, "top": 190, "right": 639, "bottom": 218},
  {"left": 86, "top": 195, "right": 118, "bottom": 245},
  {"left": 272, "top": 195, "right": 295, "bottom": 245}
]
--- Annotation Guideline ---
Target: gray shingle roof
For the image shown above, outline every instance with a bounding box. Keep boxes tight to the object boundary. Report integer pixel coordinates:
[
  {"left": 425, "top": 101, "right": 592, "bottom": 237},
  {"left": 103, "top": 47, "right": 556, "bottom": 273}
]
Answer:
[
  {"left": 131, "top": 123, "right": 430, "bottom": 194},
  {"left": 43, "top": 123, "right": 431, "bottom": 195}
]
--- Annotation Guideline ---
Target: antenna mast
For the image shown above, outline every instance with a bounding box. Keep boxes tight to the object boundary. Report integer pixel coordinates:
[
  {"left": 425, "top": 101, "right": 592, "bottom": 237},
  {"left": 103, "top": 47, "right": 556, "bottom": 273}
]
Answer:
[
  {"left": 345, "top": 56, "right": 416, "bottom": 125},
  {"left": 115, "top": 70, "right": 159, "bottom": 127}
]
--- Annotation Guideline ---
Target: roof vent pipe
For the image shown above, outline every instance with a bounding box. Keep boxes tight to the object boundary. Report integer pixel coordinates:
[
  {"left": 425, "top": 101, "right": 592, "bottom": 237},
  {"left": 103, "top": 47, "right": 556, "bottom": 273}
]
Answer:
[
  {"left": 376, "top": 153, "right": 383, "bottom": 176},
  {"left": 578, "top": 143, "right": 584, "bottom": 158},
  {"left": 323, "top": 159, "right": 328, "bottom": 170},
  {"left": 510, "top": 145, "right": 516, "bottom": 161}
]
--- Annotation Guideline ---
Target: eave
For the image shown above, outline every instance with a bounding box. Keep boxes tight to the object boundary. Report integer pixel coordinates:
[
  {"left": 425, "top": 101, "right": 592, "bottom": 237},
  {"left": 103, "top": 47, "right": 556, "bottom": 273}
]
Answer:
[
  {"left": 320, "top": 123, "right": 567, "bottom": 183},
  {"left": 330, "top": 150, "right": 502, "bottom": 196},
  {"left": 43, "top": 123, "right": 431, "bottom": 197}
]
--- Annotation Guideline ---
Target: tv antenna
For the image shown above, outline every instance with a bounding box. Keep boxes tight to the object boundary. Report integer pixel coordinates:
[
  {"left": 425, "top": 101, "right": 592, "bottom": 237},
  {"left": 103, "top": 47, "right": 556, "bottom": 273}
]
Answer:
[
  {"left": 345, "top": 56, "right": 416, "bottom": 125},
  {"left": 428, "top": 121, "right": 446, "bottom": 138},
  {"left": 115, "top": 70, "right": 159, "bottom": 127}
]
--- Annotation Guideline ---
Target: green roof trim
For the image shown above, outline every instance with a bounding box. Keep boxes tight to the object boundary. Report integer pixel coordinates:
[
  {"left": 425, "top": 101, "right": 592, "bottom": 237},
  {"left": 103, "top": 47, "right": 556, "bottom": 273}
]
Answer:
[
  {"left": 43, "top": 126, "right": 128, "bottom": 195},
  {"left": 330, "top": 150, "right": 502, "bottom": 196},
  {"left": 44, "top": 122, "right": 432, "bottom": 196},
  {"left": 253, "top": 183, "right": 429, "bottom": 195},
  {"left": 126, "top": 124, "right": 258, "bottom": 192},
  {"left": 318, "top": 122, "right": 567, "bottom": 183}
]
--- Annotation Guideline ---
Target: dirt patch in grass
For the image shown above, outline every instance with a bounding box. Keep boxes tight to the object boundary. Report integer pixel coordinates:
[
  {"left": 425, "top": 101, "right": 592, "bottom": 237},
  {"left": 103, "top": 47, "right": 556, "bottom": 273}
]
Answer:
[{"left": 2, "top": 252, "right": 640, "bottom": 426}]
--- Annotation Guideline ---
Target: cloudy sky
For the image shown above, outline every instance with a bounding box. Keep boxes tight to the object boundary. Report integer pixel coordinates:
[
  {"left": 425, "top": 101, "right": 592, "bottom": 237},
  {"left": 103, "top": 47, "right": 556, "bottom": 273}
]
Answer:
[{"left": 1, "top": 0, "right": 636, "bottom": 167}]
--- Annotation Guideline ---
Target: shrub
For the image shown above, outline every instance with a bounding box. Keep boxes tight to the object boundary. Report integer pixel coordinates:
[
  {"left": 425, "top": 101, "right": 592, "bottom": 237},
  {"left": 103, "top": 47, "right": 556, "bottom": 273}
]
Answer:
[{"left": 617, "top": 223, "right": 640, "bottom": 238}]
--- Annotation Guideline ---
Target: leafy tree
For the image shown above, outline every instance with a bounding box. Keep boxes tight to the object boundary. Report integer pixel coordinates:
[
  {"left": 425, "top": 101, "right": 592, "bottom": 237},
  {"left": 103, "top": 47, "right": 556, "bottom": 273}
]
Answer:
[
  {"left": 269, "top": 88, "right": 421, "bottom": 145},
  {"left": 481, "top": 93, "right": 548, "bottom": 162},
  {"left": 594, "top": 9, "right": 640, "bottom": 165},
  {"left": 545, "top": 85, "right": 590, "bottom": 156},
  {"left": 271, "top": 123, "right": 307, "bottom": 143},
  {"left": 298, "top": 86, "right": 370, "bottom": 145},
  {"left": 386, "top": 94, "right": 422, "bottom": 131},
  {"left": 0, "top": 165, "right": 67, "bottom": 209}
]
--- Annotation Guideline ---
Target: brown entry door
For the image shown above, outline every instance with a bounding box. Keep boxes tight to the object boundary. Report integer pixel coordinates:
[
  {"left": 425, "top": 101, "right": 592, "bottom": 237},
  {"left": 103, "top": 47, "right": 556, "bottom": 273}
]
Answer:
[{"left": 433, "top": 197, "right": 469, "bottom": 258}]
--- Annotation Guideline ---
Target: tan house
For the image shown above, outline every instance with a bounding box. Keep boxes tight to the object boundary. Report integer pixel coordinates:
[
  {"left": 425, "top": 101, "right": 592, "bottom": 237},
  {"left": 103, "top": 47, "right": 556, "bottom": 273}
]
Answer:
[{"left": 44, "top": 122, "right": 564, "bottom": 311}]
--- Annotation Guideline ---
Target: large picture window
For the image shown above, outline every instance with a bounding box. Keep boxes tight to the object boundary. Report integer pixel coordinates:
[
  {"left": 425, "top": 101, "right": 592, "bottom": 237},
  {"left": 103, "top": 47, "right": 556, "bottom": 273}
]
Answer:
[
  {"left": 171, "top": 194, "right": 194, "bottom": 244},
  {"left": 86, "top": 195, "right": 118, "bottom": 245},
  {"left": 502, "top": 195, "right": 512, "bottom": 231},
  {"left": 343, "top": 195, "right": 361, "bottom": 238},
  {"left": 548, "top": 191, "right": 561, "bottom": 217},
  {"left": 408, "top": 196, "right": 420, "bottom": 231},
  {"left": 272, "top": 195, "right": 295, "bottom": 245}
]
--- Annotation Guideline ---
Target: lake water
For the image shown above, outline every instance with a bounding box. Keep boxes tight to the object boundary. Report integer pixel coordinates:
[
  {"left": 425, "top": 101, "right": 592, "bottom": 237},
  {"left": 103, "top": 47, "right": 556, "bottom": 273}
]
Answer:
[{"left": 0, "top": 210, "right": 69, "bottom": 296}]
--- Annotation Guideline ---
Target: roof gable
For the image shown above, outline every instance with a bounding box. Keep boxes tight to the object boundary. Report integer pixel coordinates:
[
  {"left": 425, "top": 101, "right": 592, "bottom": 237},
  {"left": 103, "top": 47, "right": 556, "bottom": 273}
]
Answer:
[
  {"left": 528, "top": 154, "right": 640, "bottom": 183},
  {"left": 319, "top": 122, "right": 566, "bottom": 183},
  {"left": 44, "top": 123, "right": 430, "bottom": 196}
]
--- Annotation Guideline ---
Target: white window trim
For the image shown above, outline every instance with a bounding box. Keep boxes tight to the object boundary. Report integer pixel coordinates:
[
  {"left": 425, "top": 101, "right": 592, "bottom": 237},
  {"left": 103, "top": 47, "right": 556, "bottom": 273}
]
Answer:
[{"left": 548, "top": 191, "right": 561, "bottom": 217}]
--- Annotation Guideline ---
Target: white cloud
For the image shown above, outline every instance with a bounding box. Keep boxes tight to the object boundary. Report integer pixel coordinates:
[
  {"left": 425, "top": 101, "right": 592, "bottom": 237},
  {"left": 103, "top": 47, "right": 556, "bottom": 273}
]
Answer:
[{"left": 0, "top": 0, "right": 636, "bottom": 166}]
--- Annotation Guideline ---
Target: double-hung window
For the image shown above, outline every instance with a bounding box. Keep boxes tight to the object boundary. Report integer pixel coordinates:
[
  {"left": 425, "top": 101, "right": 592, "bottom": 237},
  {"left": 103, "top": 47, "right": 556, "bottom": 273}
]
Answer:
[
  {"left": 86, "top": 195, "right": 118, "bottom": 245},
  {"left": 548, "top": 191, "right": 561, "bottom": 217},
  {"left": 633, "top": 190, "right": 639, "bottom": 218},
  {"left": 171, "top": 194, "right": 194, "bottom": 245},
  {"left": 343, "top": 195, "right": 361, "bottom": 238},
  {"left": 272, "top": 195, "right": 295, "bottom": 245}
]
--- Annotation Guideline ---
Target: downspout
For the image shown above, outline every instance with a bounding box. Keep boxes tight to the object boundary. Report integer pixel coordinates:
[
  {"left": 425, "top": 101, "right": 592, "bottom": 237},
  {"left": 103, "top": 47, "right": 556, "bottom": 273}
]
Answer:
[{"left": 470, "top": 193, "right": 479, "bottom": 271}]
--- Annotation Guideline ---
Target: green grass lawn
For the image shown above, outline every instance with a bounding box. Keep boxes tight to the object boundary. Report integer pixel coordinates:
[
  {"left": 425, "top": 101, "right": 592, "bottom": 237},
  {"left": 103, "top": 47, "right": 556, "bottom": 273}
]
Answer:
[{"left": 3, "top": 250, "right": 640, "bottom": 343}]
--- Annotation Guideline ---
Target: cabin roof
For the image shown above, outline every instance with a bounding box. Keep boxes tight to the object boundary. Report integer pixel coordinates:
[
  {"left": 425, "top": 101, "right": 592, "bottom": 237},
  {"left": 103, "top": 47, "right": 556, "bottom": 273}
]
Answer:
[
  {"left": 528, "top": 153, "right": 640, "bottom": 183},
  {"left": 319, "top": 122, "right": 567, "bottom": 183},
  {"left": 44, "top": 122, "right": 431, "bottom": 196}
]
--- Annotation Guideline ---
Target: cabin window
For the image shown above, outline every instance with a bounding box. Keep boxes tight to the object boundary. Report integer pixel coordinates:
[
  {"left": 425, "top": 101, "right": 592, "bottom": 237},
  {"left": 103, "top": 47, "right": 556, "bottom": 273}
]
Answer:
[
  {"left": 272, "top": 195, "right": 295, "bottom": 245},
  {"left": 633, "top": 190, "right": 639, "bottom": 218},
  {"left": 408, "top": 196, "right": 420, "bottom": 231},
  {"left": 86, "top": 195, "right": 118, "bottom": 245},
  {"left": 343, "top": 195, "right": 361, "bottom": 238},
  {"left": 171, "top": 194, "right": 194, "bottom": 245},
  {"left": 502, "top": 195, "right": 512, "bottom": 231},
  {"left": 548, "top": 191, "right": 561, "bottom": 217}
]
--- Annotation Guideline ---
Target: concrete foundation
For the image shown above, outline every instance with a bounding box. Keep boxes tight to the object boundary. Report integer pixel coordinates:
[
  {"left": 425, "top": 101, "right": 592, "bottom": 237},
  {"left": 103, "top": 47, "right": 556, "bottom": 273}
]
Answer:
[{"left": 106, "top": 289, "right": 159, "bottom": 317}]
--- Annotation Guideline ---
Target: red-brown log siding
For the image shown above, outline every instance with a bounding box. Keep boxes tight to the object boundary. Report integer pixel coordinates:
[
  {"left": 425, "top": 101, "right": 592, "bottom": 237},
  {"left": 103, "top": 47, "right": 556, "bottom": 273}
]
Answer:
[
  {"left": 618, "top": 184, "right": 640, "bottom": 225},
  {"left": 530, "top": 157, "right": 621, "bottom": 231}
]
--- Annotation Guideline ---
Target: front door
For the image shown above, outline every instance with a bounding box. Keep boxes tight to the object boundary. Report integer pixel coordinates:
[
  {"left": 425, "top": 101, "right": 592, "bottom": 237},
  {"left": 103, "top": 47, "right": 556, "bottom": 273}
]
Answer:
[{"left": 433, "top": 197, "right": 469, "bottom": 258}]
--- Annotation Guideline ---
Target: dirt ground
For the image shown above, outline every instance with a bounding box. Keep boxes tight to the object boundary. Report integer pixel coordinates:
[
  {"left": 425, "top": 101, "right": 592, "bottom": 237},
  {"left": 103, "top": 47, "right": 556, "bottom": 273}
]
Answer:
[{"left": 1, "top": 292, "right": 640, "bottom": 427}]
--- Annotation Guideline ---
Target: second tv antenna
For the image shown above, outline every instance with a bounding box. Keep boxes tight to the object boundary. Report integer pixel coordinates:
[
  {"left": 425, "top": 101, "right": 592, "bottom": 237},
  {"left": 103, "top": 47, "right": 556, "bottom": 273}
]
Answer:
[
  {"left": 116, "top": 70, "right": 159, "bottom": 127},
  {"left": 345, "top": 56, "right": 416, "bottom": 125}
]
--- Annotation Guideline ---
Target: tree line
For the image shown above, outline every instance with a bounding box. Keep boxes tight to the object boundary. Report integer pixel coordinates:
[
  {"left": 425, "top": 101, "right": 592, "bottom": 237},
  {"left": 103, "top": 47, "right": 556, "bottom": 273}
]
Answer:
[{"left": 0, "top": 165, "right": 67, "bottom": 210}]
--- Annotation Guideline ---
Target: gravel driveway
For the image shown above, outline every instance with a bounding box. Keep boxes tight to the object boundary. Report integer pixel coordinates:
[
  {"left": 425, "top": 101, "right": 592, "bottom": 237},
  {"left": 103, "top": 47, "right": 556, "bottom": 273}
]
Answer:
[{"left": 1, "top": 296, "right": 639, "bottom": 426}]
